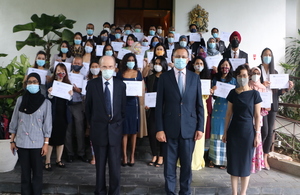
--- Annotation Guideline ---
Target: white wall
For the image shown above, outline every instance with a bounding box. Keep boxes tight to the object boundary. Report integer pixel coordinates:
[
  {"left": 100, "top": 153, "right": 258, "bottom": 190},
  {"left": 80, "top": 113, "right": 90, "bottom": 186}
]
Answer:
[
  {"left": 174, "top": 0, "right": 286, "bottom": 71},
  {"left": 0, "top": 0, "right": 114, "bottom": 66}
]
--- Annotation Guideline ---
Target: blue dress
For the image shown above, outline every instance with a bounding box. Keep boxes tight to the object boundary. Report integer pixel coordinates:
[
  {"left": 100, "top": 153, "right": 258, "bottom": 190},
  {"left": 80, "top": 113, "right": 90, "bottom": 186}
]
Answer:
[
  {"left": 209, "top": 77, "right": 237, "bottom": 166},
  {"left": 116, "top": 71, "right": 142, "bottom": 134}
]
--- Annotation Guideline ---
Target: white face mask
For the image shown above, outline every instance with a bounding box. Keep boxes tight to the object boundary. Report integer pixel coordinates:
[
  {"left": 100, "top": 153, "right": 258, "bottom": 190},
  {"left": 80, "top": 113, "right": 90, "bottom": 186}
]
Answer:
[
  {"left": 251, "top": 74, "right": 260, "bottom": 82},
  {"left": 157, "top": 29, "right": 162, "bottom": 34},
  {"left": 104, "top": 27, "right": 110, "bottom": 33},
  {"left": 194, "top": 65, "right": 204, "bottom": 72},
  {"left": 154, "top": 65, "right": 163, "bottom": 72},
  {"left": 90, "top": 68, "right": 100, "bottom": 75}
]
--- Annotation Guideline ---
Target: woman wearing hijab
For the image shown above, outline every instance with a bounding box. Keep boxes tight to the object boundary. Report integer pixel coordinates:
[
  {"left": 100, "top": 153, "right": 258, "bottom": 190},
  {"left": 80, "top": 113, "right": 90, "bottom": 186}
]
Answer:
[
  {"left": 9, "top": 73, "right": 52, "bottom": 195},
  {"left": 206, "top": 37, "right": 220, "bottom": 57}
]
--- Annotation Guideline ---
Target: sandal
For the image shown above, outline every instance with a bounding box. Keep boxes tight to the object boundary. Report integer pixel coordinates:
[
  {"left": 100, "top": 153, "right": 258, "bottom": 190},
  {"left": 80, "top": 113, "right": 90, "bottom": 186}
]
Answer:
[
  {"left": 148, "top": 161, "right": 156, "bottom": 166},
  {"left": 44, "top": 163, "right": 52, "bottom": 171},
  {"left": 56, "top": 161, "right": 65, "bottom": 168},
  {"left": 155, "top": 162, "right": 163, "bottom": 168},
  {"left": 208, "top": 161, "right": 215, "bottom": 168}
]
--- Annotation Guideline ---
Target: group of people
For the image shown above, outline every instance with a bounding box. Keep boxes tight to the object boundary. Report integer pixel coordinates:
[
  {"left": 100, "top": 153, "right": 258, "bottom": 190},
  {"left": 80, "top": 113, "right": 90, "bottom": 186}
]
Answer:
[{"left": 8, "top": 21, "right": 294, "bottom": 195}]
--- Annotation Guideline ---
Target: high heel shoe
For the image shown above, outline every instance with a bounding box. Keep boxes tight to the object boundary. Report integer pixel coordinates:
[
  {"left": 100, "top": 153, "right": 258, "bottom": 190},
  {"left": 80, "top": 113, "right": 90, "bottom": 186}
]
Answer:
[
  {"left": 44, "top": 163, "right": 52, "bottom": 171},
  {"left": 127, "top": 162, "right": 135, "bottom": 167}
]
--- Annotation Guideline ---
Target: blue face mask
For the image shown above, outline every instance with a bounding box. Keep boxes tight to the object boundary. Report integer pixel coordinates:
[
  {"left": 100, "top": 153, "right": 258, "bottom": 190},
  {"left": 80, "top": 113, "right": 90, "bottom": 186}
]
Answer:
[
  {"left": 152, "top": 41, "right": 159, "bottom": 47},
  {"left": 105, "top": 50, "right": 113, "bottom": 56},
  {"left": 115, "top": 33, "right": 121, "bottom": 39},
  {"left": 36, "top": 60, "right": 45, "bottom": 67},
  {"left": 174, "top": 58, "right": 187, "bottom": 70},
  {"left": 170, "top": 31, "right": 175, "bottom": 34},
  {"left": 26, "top": 84, "right": 40, "bottom": 94},
  {"left": 135, "top": 29, "right": 141, "bottom": 33},
  {"left": 168, "top": 38, "right": 174, "bottom": 43},
  {"left": 74, "top": 39, "right": 81, "bottom": 45},
  {"left": 125, "top": 30, "right": 131, "bottom": 35},
  {"left": 102, "top": 69, "right": 115, "bottom": 80},
  {"left": 179, "top": 41, "right": 187, "bottom": 47},
  {"left": 87, "top": 29, "right": 94, "bottom": 35},
  {"left": 149, "top": 30, "right": 155, "bottom": 36},
  {"left": 85, "top": 46, "right": 93, "bottom": 53},
  {"left": 142, "top": 42, "right": 149, "bottom": 46},
  {"left": 190, "top": 28, "right": 197, "bottom": 33},
  {"left": 101, "top": 36, "right": 108, "bottom": 42},
  {"left": 126, "top": 61, "right": 135, "bottom": 69},
  {"left": 263, "top": 56, "right": 272, "bottom": 64},
  {"left": 61, "top": 48, "right": 68, "bottom": 54},
  {"left": 208, "top": 43, "right": 216, "bottom": 49},
  {"left": 212, "top": 33, "right": 219, "bottom": 38}
]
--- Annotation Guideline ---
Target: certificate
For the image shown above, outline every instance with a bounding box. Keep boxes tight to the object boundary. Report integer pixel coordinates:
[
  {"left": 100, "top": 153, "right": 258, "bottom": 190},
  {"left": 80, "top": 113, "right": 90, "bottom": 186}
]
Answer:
[
  {"left": 229, "top": 58, "right": 246, "bottom": 70},
  {"left": 123, "top": 81, "right": 143, "bottom": 96},
  {"left": 214, "top": 81, "right": 235, "bottom": 99},
  {"left": 81, "top": 80, "right": 88, "bottom": 95},
  {"left": 147, "top": 52, "right": 154, "bottom": 64},
  {"left": 140, "top": 46, "right": 149, "bottom": 56},
  {"left": 96, "top": 45, "right": 104, "bottom": 56},
  {"left": 270, "top": 74, "right": 289, "bottom": 89},
  {"left": 111, "top": 41, "right": 124, "bottom": 52},
  {"left": 54, "top": 61, "right": 71, "bottom": 73},
  {"left": 117, "top": 48, "right": 131, "bottom": 60},
  {"left": 174, "top": 33, "right": 181, "bottom": 42},
  {"left": 80, "top": 62, "right": 90, "bottom": 77},
  {"left": 166, "top": 49, "right": 173, "bottom": 59},
  {"left": 259, "top": 91, "right": 272, "bottom": 108},
  {"left": 27, "top": 68, "right": 47, "bottom": 85},
  {"left": 136, "top": 55, "right": 144, "bottom": 69},
  {"left": 188, "top": 49, "right": 192, "bottom": 60},
  {"left": 146, "top": 36, "right": 153, "bottom": 43},
  {"left": 133, "top": 32, "right": 144, "bottom": 42},
  {"left": 220, "top": 31, "right": 231, "bottom": 42},
  {"left": 145, "top": 92, "right": 157, "bottom": 108},
  {"left": 51, "top": 80, "right": 73, "bottom": 100},
  {"left": 205, "top": 55, "right": 222, "bottom": 69},
  {"left": 200, "top": 79, "right": 211, "bottom": 95},
  {"left": 189, "top": 33, "right": 201, "bottom": 42},
  {"left": 122, "top": 35, "right": 128, "bottom": 42},
  {"left": 69, "top": 73, "right": 84, "bottom": 88}
]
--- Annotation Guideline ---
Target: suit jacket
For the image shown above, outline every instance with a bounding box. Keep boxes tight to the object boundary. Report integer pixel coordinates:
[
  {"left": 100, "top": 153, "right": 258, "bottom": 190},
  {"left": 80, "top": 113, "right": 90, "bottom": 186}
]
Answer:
[
  {"left": 217, "top": 40, "right": 226, "bottom": 54},
  {"left": 155, "top": 69, "right": 204, "bottom": 139},
  {"left": 82, "top": 35, "right": 98, "bottom": 45},
  {"left": 85, "top": 77, "right": 126, "bottom": 146},
  {"left": 222, "top": 49, "right": 249, "bottom": 63}
]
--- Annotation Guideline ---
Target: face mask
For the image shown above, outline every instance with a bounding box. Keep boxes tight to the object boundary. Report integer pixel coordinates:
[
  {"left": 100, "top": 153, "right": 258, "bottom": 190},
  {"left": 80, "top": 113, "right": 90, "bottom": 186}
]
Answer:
[
  {"left": 74, "top": 39, "right": 81, "bottom": 45},
  {"left": 212, "top": 33, "right": 219, "bottom": 38},
  {"left": 90, "top": 68, "right": 100, "bottom": 75},
  {"left": 157, "top": 29, "right": 162, "bottom": 34},
  {"left": 105, "top": 50, "right": 113, "bottom": 56},
  {"left": 127, "top": 40, "right": 134, "bottom": 46},
  {"left": 125, "top": 30, "right": 131, "bottom": 35},
  {"left": 174, "top": 58, "right": 187, "bottom": 70},
  {"left": 115, "top": 33, "right": 121, "bottom": 39},
  {"left": 149, "top": 30, "right": 155, "bottom": 36},
  {"left": 190, "top": 28, "right": 197, "bottom": 33},
  {"left": 231, "top": 39, "right": 239, "bottom": 48},
  {"left": 208, "top": 43, "right": 216, "bottom": 49},
  {"left": 26, "top": 84, "right": 40, "bottom": 94},
  {"left": 199, "top": 52, "right": 207, "bottom": 59},
  {"left": 154, "top": 65, "right": 163, "bottom": 72},
  {"left": 126, "top": 61, "right": 135, "bottom": 69},
  {"left": 142, "top": 42, "right": 149, "bottom": 46},
  {"left": 104, "top": 28, "right": 110, "bottom": 33},
  {"left": 221, "top": 67, "right": 230, "bottom": 74},
  {"left": 168, "top": 37, "right": 174, "bottom": 43},
  {"left": 237, "top": 77, "right": 249, "bottom": 87},
  {"left": 179, "top": 41, "right": 187, "bottom": 47},
  {"left": 135, "top": 29, "right": 141, "bottom": 33},
  {"left": 87, "top": 29, "right": 94, "bottom": 35},
  {"left": 170, "top": 31, "right": 175, "bottom": 34},
  {"left": 194, "top": 65, "right": 204, "bottom": 72},
  {"left": 101, "top": 36, "right": 108, "bottom": 42},
  {"left": 111, "top": 28, "right": 116, "bottom": 34},
  {"left": 85, "top": 46, "right": 93, "bottom": 53},
  {"left": 102, "top": 69, "right": 115, "bottom": 80},
  {"left": 251, "top": 74, "right": 260, "bottom": 82},
  {"left": 61, "top": 48, "right": 68, "bottom": 54},
  {"left": 156, "top": 50, "right": 164, "bottom": 56},
  {"left": 152, "top": 41, "right": 159, "bottom": 47},
  {"left": 36, "top": 60, "right": 45, "bottom": 67},
  {"left": 263, "top": 56, "right": 272, "bottom": 64},
  {"left": 56, "top": 72, "right": 66, "bottom": 79},
  {"left": 72, "top": 65, "right": 83, "bottom": 72}
]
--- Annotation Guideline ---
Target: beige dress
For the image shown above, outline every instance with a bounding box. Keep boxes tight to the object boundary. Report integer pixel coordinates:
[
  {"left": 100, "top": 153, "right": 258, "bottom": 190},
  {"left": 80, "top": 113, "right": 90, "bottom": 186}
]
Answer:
[{"left": 137, "top": 81, "right": 148, "bottom": 138}]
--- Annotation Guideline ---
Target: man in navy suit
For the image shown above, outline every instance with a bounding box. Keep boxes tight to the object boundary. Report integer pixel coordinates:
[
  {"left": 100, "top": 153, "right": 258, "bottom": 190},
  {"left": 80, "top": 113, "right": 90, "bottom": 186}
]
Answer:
[
  {"left": 85, "top": 56, "right": 126, "bottom": 195},
  {"left": 156, "top": 47, "right": 204, "bottom": 195}
]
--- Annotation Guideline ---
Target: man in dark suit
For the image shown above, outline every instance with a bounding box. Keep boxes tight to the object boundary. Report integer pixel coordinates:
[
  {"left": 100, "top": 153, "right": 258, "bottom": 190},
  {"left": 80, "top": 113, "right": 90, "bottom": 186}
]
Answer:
[
  {"left": 222, "top": 31, "right": 248, "bottom": 64},
  {"left": 85, "top": 56, "right": 126, "bottom": 195},
  {"left": 156, "top": 47, "right": 204, "bottom": 195},
  {"left": 211, "top": 27, "right": 227, "bottom": 54},
  {"left": 82, "top": 23, "right": 98, "bottom": 45}
]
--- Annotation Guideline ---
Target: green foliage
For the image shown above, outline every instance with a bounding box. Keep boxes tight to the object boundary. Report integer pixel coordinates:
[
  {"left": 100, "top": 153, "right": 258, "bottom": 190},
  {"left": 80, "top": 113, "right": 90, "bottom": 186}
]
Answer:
[
  {"left": 0, "top": 53, "right": 8, "bottom": 57},
  {"left": 0, "top": 54, "right": 31, "bottom": 118}
]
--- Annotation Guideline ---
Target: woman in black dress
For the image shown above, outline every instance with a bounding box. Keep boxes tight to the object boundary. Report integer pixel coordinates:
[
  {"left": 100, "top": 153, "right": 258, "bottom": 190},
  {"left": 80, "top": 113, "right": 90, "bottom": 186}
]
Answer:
[{"left": 222, "top": 65, "right": 262, "bottom": 195}]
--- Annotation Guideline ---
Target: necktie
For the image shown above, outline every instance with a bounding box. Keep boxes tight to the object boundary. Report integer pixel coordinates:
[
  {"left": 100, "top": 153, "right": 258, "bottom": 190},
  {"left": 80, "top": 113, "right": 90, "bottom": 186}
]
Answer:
[
  {"left": 234, "top": 51, "right": 237, "bottom": 58},
  {"left": 178, "top": 71, "right": 183, "bottom": 96},
  {"left": 104, "top": 81, "right": 112, "bottom": 119}
]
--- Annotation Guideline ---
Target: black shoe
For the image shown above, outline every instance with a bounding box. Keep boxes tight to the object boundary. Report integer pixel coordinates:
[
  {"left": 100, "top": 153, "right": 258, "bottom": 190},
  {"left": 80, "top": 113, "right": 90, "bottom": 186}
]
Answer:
[
  {"left": 56, "top": 161, "right": 66, "bottom": 168},
  {"left": 78, "top": 155, "right": 89, "bottom": 163},
  {"left": 44, "top": 163, "right": 52, "bottom": 171},
  {"left": 67, "top": 155, "right": 73, "bottom": 163},
  {"left": 127, "top": 162, "right": 135, "bottom": 167}
]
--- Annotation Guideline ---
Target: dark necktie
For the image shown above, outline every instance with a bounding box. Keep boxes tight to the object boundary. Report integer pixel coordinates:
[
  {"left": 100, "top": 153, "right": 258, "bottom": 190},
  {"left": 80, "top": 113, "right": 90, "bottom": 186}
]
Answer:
[
  {"left": 104, "top": 81, "right": 112, "bottom": 119},
  {"left": 234, "top": 51, "right": 237, "bottom": 58}
]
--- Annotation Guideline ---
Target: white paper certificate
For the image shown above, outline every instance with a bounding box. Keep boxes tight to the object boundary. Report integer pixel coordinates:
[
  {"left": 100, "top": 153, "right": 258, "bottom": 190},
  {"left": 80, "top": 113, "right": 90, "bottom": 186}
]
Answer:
[
  {"left": 79, "top": 62, "right": 90, "bottom": 78},
  {"left": 81, "top": 80, "right": 88, "bottom": 95},
  {"left": 200, "top": 79, "right": 211, "bottom": 95},
  {"left": 147, "top": 52, "right": 154, "bottom": 64},
  {"left": 188, "top": 49, "right": 192, "bottom": 60},
  {"left": 27, "top": 68, "right": 48, "bottom": 85},
  {"left": 145, "top": 92, "right": 157, "bottom": 108},
  {"left": 259, "top": 91, "right": 272, "bottom": 108},
  {"left": 96, "top": 45, "right": 105, "bottom": 56},
  {"left": 123, "top": 81, "right": 143, "bottom": 96},
  {"left": 205, "top": 55, "right": 222, "bottom": 69},
  {"left": 54, "top": 61, "right": 71, "bottom": 73},
  {"left": 111, "top": 42, "right": 124, "bottom": 52},
  {"left": 133, "top": 32, "right": 144, "bottom": 42},
  {"left": 136, "top": 55, "right": 144, "bottom": 69},
  {"left": 146, "top": 36, "right": 153, "bottom": 43},
  {"left": 51, "top": 80, "right": 73, "bottom": 100},
  {"left": 122, "top": 35, "right": 128, "bottom": 42},
  {"left": 189, "top": 33, "right": 201, "bottom": 42},
  {"left": 269, "top": 74, "right": 289, "bottom": 89},
  {"left": 229, "top": 58, "right": 246, "bottom": 70},
  {"left": 174, "top": 33, "right": 181, "bottom": 42},
  {"left": 220, "top": 31, "right": 231, "bottom": 42},
  {"left": 117, "top": 48, "right": 131, "bottom": 60},
  {"left": 69, "top": 73, "right": 84, "bottom": 88},
  {"left": 214, "top": 81, "right": 235, "bottom": 99}
]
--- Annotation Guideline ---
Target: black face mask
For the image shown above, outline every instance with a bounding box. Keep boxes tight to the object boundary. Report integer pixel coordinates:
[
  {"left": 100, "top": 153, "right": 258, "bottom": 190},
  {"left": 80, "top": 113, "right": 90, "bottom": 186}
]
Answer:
[
  {"left": 190, "top": 28, "right": 197, "bottom": 33},
  {"left": 71, "top": 65, "right": 83, "bottom": 72},
  {"left": 231, "top": 39, "right": 239, "bottom": 48}
]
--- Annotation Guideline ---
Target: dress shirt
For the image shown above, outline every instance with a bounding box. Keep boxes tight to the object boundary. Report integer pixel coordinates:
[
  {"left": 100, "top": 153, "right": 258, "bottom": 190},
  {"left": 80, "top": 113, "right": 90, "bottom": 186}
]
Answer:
[
  {"left": 231, "top": 49, "right": 240, "bottom": 58},
  {"left": 168, "top": 43, "right": 175, "bottom": 50},
  {"left": 87, "top": 35, "right": 94, "bottom": 40},
  {"left": 174, "top": 67, "right": 186, "bottom": 93},
  {"left": 102, "top": 76, "right": 114, "bottom": 117}
]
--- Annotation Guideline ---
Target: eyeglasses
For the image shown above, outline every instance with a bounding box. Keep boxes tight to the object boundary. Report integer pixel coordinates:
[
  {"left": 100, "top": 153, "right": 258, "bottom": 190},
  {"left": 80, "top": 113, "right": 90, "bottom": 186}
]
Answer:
[{"left": 27, "top": 80, "right": 39, "bottom": 84}]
